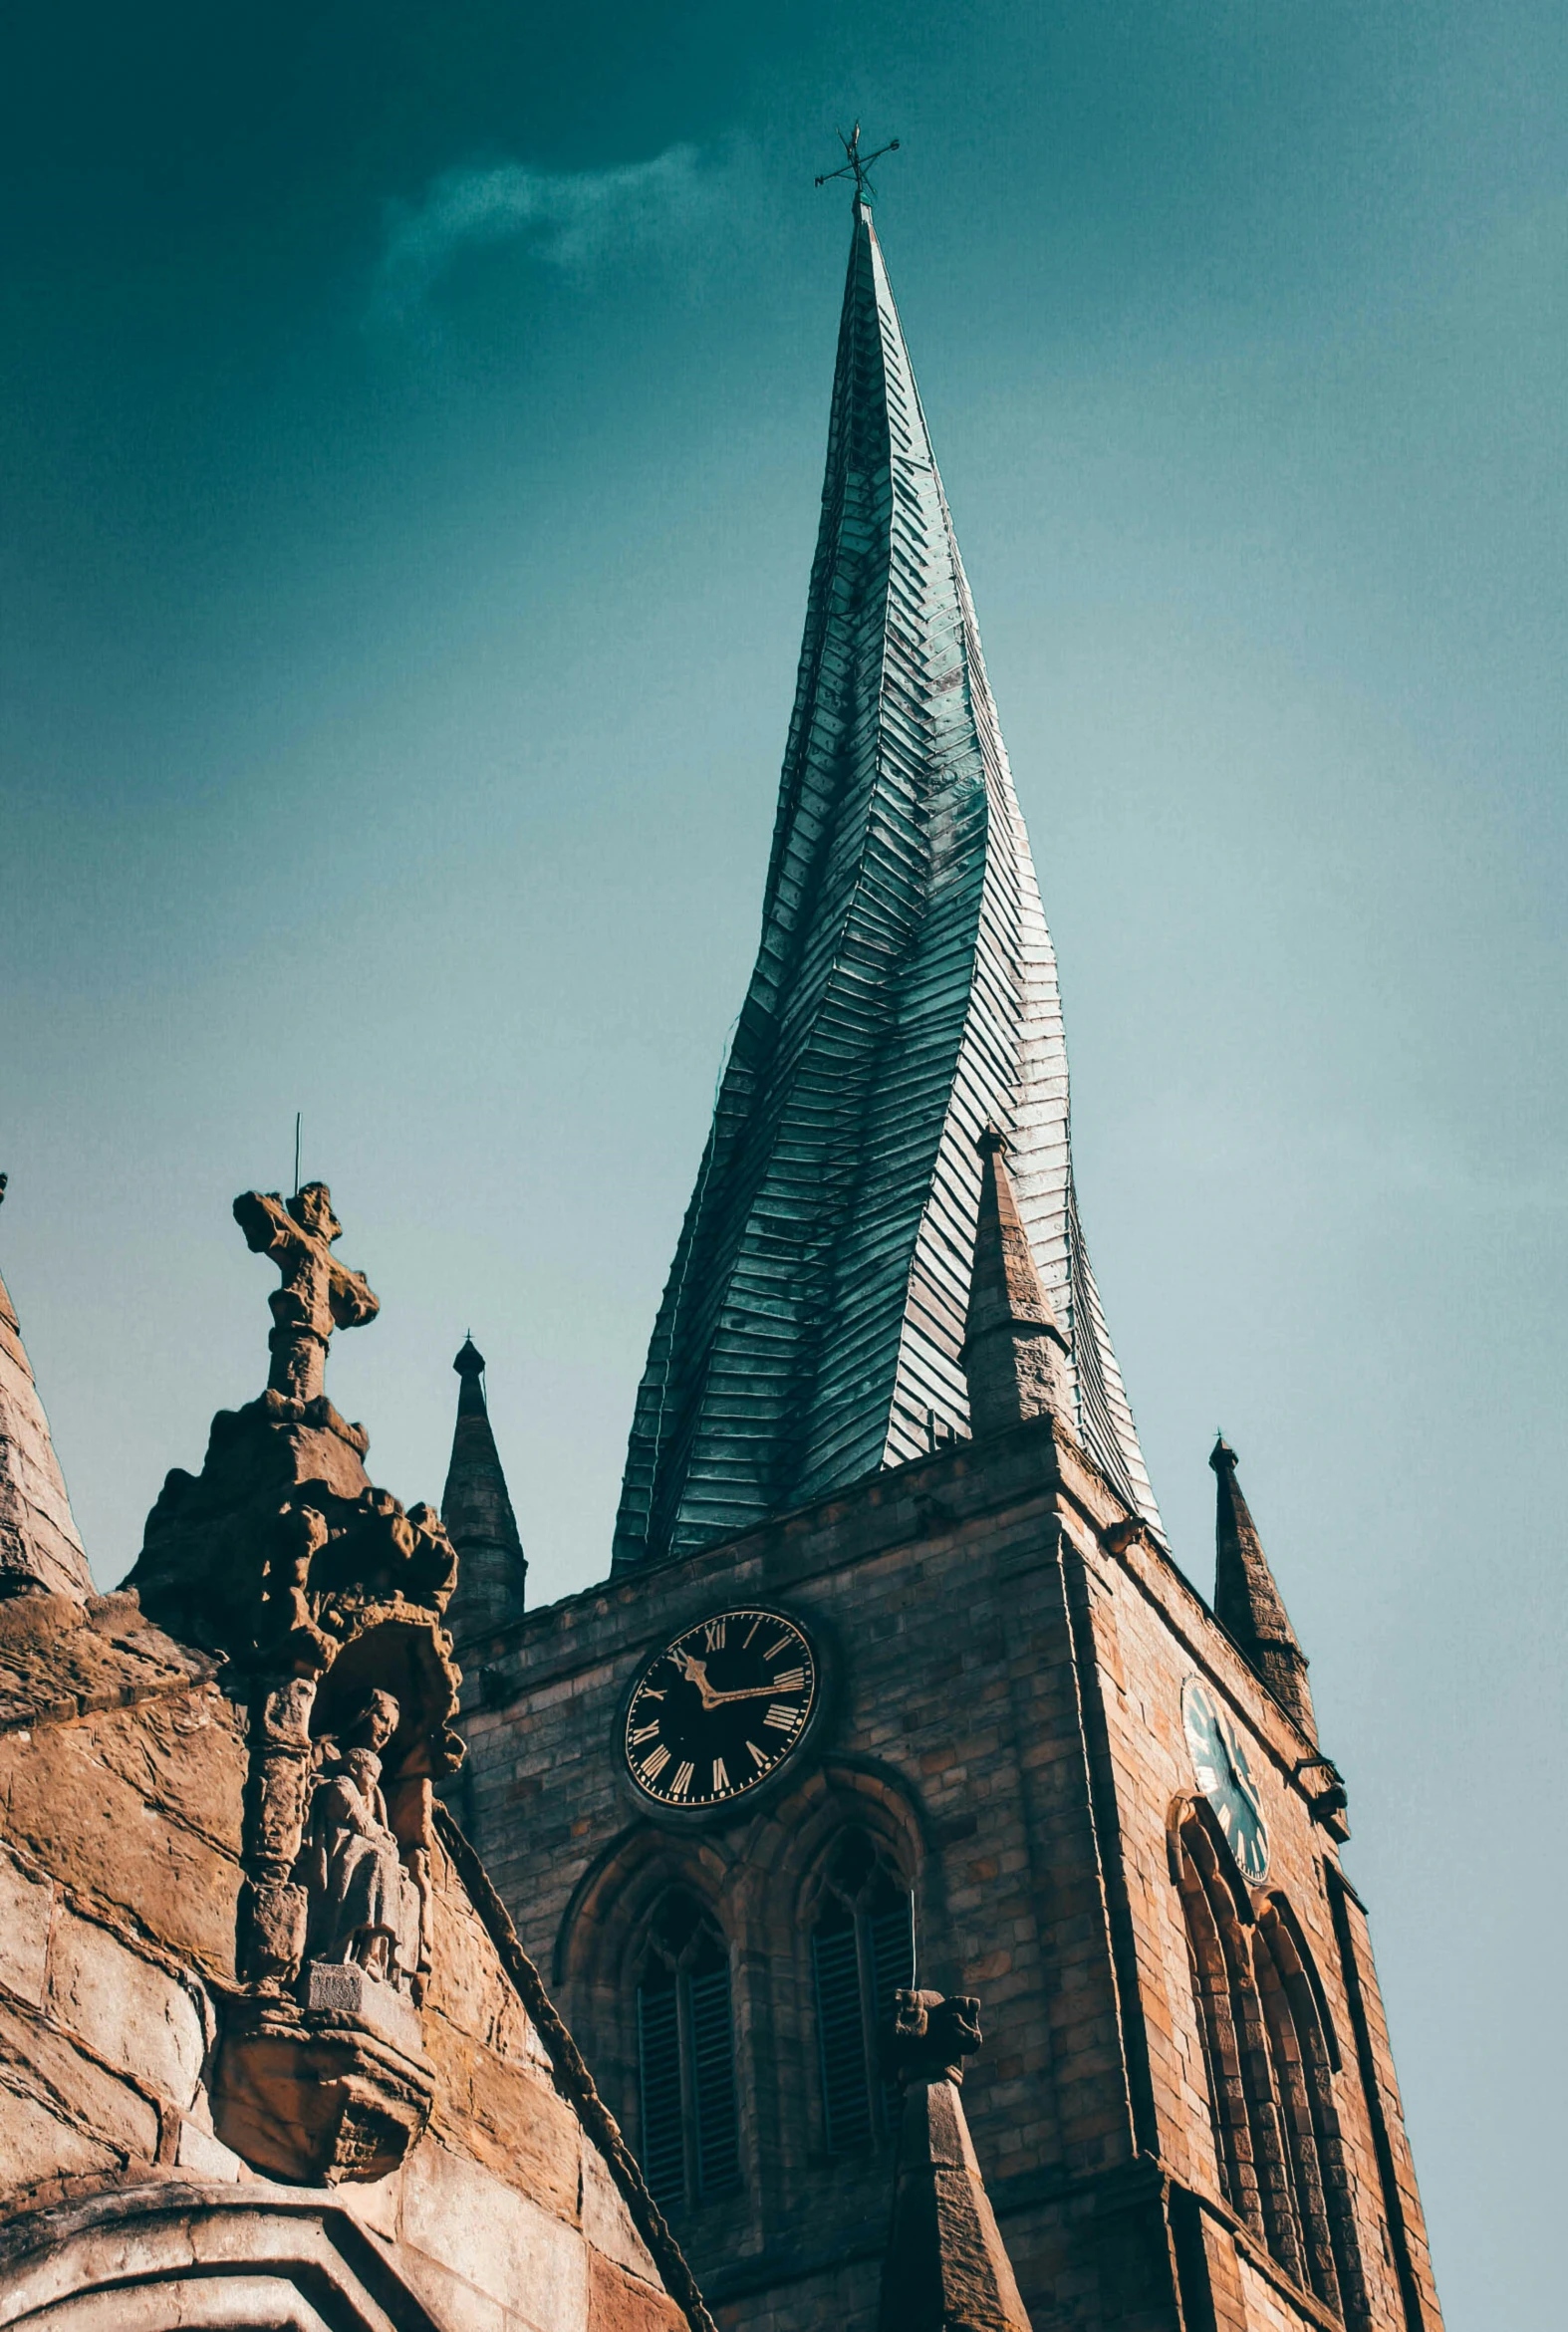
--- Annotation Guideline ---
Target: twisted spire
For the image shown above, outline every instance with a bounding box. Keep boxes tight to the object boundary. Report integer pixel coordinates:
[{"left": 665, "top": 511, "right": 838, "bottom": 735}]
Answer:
[{"left": 613, "top": 199, "right": 1160, "bottom": 1568}]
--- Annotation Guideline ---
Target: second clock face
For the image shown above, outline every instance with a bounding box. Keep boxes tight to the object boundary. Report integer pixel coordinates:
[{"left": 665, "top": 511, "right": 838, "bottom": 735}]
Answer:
[
  {"left": 1182, "top": 1676, "right": 1270, "bottom": 1884},
  {"left": 623, "top": 1609, "right": 819, "bottom": 1809}
]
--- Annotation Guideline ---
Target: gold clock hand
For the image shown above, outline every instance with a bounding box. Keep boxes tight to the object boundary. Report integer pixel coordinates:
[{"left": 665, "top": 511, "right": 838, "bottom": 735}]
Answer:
[
  {"left": 700, "top": 1681, "right": 800, "bottom": 1706},
  {"left": 674, "top": 1651, "right": 719, "bottom": 1709}
]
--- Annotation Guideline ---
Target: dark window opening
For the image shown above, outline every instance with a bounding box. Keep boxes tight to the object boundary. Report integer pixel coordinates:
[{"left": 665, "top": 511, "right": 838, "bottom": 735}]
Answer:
[
  {"left": 811, "top": 1832, "right": 915, "bottom": 2154},
  {"left": 635, "top": 1894, "right": 740, "bottom": 2211}
]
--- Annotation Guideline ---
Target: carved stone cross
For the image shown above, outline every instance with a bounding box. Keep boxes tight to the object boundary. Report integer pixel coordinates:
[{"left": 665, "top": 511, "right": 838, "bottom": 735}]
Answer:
[{"left": 233, "top": 1182, "right": 380, "bottom": 1404}]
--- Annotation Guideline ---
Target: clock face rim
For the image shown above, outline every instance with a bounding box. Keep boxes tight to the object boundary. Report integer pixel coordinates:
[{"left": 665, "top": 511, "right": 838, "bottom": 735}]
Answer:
[
  {"left": 1181, "top": 1675, "right": 1271, "bottom": 1885},
  {"left": 621, "top": 1606, "right": 822, "bottom": 1813}
]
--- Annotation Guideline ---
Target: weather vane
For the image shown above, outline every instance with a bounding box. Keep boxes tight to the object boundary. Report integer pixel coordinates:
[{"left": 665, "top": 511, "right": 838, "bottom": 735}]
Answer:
[{"left": 815, "top": 123, "right": 901, "bottom": 204}]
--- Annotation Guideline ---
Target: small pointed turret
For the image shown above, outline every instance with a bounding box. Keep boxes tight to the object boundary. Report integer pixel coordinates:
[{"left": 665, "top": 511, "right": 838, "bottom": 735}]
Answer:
[
  {"left": 441, "top": 1337, "right": 527, "bottom": 1643},
  {"left": 878, "top": 1990, "right": 1032, "bottom": 2332},
  {"left": 1210, "top": 1434, "right": 1315, "bottom": 1739},
  {"left": 0, "top": 1178, "right": 95, "bottom": 1601},
  {"left": 961, "top": 1128, "right": 1072, "bottom": 1437}
]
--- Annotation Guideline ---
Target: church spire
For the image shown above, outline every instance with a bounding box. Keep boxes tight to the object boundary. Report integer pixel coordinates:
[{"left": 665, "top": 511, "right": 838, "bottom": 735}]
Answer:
[
  {"left": 0, "top": 1176, "right": 95, "bottom": 1601},
  {"left": 441, "top": 1337, "right": 527, "bottom": 1642},
  {"left": 613, "top": 197, "right": 1160, "bottom": 1569},
  {"left": 962, "top": 1126, "right": 1072, "bottom": 1436},
  {"left": 1210, "top": 1434, "right": 1315, "bottom": 1740}
]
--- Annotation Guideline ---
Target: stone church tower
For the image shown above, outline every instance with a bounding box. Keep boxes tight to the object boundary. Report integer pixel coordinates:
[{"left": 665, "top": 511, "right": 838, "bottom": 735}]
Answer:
[{"left": 450, "top": 198, "right": 1447, "bottom": 2332}]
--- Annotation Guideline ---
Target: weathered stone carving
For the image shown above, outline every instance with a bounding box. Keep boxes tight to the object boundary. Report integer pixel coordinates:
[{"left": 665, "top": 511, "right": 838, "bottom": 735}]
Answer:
[
  {"left": 299, "top": 1689, "right": 423, "bottom": 1984},
  {"left": 883, "top": 1988, "right": 982, "bottom": 2089},
  {"left": 233, "top": 1181, "right": 380, "bottom": 1405},
  {"left": 130, "top": 1183, "right": 462, "bottom": 2184}
]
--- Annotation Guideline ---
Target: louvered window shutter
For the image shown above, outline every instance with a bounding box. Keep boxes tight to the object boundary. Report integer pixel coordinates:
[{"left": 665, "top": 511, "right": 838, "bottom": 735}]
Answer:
[
  {"left": 636, "top": 1975, "right": 685, "bottom": 2210},
  {"left": 814, "top": 1918, "right": 873, "bottom": 2152},
  {"left": 687, "top": 1961, "right": 740, "bottom": 2198},
  {"left": 869, "top": 1897, "right": 915, "bottom": 2132}
]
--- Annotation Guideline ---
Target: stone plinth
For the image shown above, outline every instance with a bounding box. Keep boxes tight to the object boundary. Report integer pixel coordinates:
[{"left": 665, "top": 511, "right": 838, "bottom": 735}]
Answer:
[{"left": 212, "top": 1995, "right": 435, "bottom": 2186}]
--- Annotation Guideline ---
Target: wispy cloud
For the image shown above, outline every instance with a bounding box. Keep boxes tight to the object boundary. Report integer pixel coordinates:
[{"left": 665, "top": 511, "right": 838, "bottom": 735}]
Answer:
[{"left": 373, "top": 144, "right": 719, "bottom": 321}]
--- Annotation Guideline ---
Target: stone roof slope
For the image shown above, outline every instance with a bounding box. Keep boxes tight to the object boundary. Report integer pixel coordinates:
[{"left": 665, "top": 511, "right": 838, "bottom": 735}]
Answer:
[
  {"left": 0, "top": 1588, "right": 220, "bottom": 1737},
  {"left": 0, "top": 1261, "right": 95, "bottom": 1603}
]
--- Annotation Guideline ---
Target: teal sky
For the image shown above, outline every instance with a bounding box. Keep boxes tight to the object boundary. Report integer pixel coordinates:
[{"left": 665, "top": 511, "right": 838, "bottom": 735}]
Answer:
[{"left": 2, "top": 6, "right": 1563, "bottom": 2320}]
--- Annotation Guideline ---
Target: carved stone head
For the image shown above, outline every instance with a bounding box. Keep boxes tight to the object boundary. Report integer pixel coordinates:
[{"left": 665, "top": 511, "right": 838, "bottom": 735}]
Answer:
[
  {"left": 343, "top": 1688, "right": 399, "bottom": 1754},
  {"left": 883, "top": 1987, "right": 983, "bottom": 2087},
  {"left": 288, "top": 1181, "right": 342, "bottom": 1243}
]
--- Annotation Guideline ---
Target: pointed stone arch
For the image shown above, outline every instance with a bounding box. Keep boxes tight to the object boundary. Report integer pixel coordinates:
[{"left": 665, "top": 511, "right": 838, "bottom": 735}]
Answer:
[
  {"left": 1255, "top": 1895, "right": 1371, "bottom": 2325},
  {"left": 633, "top": 1891, "right": 741, "bottom": 2214},
  {"left": 1171, "top": 1798, "right": 1307, "bottom": 2287}
]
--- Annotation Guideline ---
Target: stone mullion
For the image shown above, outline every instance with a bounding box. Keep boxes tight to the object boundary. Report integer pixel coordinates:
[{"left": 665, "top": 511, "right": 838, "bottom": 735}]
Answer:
[
  {"left": 1259, "top": 1957, "right": 1341, "bottom": 2310},
  {"left": 1177, "top": 1871, "right": 1253, "bottom": 2225},
  {"left": 1196, "top": 1941, "right": 1261, "bottom": 2234},
  {"left": 1289, "top": 1959, "right": 1374, "bottom": 2327},
  {"left": 1230, "top": 1941, "right": 1308, "bottom": 2292}
]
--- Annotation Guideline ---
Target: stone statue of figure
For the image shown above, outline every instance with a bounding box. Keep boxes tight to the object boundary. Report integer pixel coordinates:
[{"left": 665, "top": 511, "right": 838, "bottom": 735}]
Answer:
[
  {"left": 299, "top": 1689, "right": 422, "bottom": 1986},
  {"left": 233, "top": 1181, "right": 380, "bottom": 1405}
]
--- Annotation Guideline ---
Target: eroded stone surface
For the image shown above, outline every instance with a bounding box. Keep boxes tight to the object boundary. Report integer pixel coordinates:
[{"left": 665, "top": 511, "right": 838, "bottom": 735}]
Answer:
[
  {"left": 583, "top": 2141, "right": 659, "bottom": 2285},
  {"left": 401, "top": 2137, "right": 590, "bottom": 2325},
  {"left": 0, "top": 1688, "right": 244, "bottom": 1977},
  {"left": 0, "top": 1999, "right": 160, "bottom": 2173},
  {"left": 0, "top": 1847, "right": 52, "bottom": 2008},
  {"left": 587, "top": 2248, "right": 689, "bottom": 2332},
  {"left": 45, "top": 1911, "right": 205, "bottom": 2107}
]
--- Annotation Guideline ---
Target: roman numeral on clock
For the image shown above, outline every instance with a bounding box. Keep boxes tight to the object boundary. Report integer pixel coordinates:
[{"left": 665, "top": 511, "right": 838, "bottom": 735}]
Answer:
[
  {"left": 711, "top": 1758, "right": 729, "bottom": 1794},
  {"left": 764, "top": 1702, "right": 800, "bottom": 1732},
  {"left": 640, "top": 1743, "right": 670, "bottom": 1782},
  {"left": 702, "top": 1618, "right": 726, "bottom": 1651},
  {"left": 771, "top": 1668, "right": 805, "bottom": 1691},
  {"left": 630, "top": 1720, "right": 660, "bottom": 1745},
  {"left": 670, "top": 1761, "right": 695, "bottom": 1799}
]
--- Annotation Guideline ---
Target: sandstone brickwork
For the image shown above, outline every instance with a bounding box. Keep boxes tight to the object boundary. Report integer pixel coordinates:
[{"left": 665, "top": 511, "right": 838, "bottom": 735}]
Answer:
[
  {"left": 0, "top": 1579, "right": 709, "bottom": 2332},
  {"left": 0, "top": 1189, "right": 712, "bottom": 2332},
  {"left": 453, "top": 1416, "right": 1443, "bottom": 2332}
]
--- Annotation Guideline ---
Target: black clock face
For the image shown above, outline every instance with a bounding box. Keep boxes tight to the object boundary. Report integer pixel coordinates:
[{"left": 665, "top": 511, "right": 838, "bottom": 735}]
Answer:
[
  {"left": 1182, "top": 1677, "right": 1270, "bottom": 1884},
  {"left": 624, "top": 1610, "right": 819, "bottom": 1809}
]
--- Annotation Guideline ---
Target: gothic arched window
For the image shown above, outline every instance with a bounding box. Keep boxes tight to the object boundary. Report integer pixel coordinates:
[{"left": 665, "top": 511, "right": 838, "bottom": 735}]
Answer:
[
  {"left": 1255, "top": 1902, "right": 1371, "bottom": 2326},
  {"left": 810, "top": 1832, "right": 915, "bottom": 2153},
  {"left": 1175, "top": 1807, "right": 1368, "bottom": 2323},
  {"left": 1176, "top": 1808, "right": 1306, "bottom": 2285},
  {"left": 635, "top": 1894, "right": 740, "bottom": 2212}
]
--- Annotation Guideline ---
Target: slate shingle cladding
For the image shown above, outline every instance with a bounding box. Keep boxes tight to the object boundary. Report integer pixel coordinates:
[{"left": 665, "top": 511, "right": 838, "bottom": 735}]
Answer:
[{"left": 614, "top": 199, "right": 1160, "bottom": 1571}]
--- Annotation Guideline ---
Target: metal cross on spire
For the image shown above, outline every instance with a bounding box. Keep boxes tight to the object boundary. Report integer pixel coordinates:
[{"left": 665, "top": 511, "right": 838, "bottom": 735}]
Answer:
[{"left": 815, "top": 123, "right": 900, "bottom": 203}]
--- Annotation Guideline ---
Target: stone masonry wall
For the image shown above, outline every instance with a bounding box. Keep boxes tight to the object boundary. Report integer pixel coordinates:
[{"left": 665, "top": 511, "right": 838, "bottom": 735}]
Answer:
[{"left": 0, "top": 1589, "right": 699, "bottom": 2332}]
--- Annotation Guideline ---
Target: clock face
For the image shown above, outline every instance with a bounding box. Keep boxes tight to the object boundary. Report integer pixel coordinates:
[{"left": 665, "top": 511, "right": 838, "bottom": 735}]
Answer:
[
  {"left": 1182, "top": 1677, "right": 1270, "bottom": 1884},
  {"left": 623, "top": 1609, "right": 819, "bottom": 1809}
]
